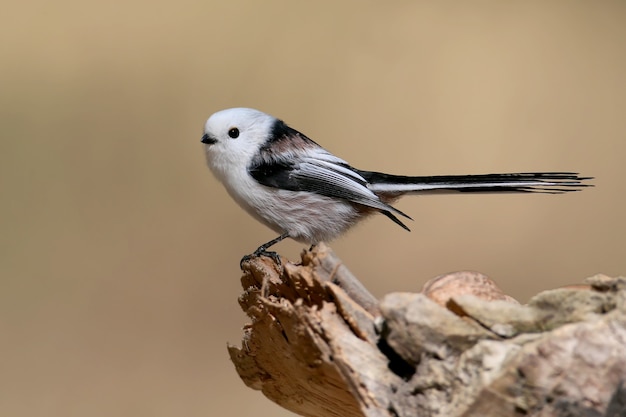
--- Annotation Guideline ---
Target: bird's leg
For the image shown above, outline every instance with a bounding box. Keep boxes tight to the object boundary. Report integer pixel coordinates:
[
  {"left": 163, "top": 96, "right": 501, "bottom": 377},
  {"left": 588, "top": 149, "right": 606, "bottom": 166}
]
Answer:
[{"left": 240, "top": 233, "right": 289, "bottom": 268}]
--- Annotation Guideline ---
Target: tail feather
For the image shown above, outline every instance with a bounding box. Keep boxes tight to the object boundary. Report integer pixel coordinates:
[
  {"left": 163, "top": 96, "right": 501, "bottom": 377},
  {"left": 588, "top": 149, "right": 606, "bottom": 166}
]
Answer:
[{"left": 360, "top": 171, "right": 593, "bottom": 195}]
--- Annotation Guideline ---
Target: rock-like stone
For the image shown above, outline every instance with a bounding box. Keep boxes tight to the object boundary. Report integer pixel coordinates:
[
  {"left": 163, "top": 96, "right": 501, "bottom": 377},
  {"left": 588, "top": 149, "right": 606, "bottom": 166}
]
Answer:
[
  {"left": 449, "top": 295, "right": 539, "bottom": 337},
  {"left": 421, "top": 271, "right": 519, "bottom": 310},
  {"left": 380, "top": 293, "right": 495, "bottom": 364}
]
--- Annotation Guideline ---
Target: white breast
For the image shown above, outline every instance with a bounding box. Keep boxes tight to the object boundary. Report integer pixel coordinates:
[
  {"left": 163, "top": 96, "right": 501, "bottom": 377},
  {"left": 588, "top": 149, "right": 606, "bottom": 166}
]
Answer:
[{"left": 205, "top": 147, "right": 359, "bottom": 243}]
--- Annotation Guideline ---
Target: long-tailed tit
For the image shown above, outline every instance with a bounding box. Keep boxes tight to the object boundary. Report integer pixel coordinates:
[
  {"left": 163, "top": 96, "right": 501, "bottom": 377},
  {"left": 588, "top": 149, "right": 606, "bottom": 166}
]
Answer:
[{"left": 201, "top": 108, "right": 592, "bottom": 263}]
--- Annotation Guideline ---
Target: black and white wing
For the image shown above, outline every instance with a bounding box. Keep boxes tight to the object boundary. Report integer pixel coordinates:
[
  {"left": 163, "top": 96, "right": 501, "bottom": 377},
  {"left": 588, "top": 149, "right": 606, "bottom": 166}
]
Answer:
[{"left": 248, "top": 121, "right": 412, "bottom": 230}]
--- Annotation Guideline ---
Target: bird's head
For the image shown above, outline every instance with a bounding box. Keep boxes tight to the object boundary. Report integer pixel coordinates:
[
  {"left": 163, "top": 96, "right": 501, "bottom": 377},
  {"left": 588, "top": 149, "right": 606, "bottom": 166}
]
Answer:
[{"left": 201, "top": 108, "right": 277, "bottom": 166}]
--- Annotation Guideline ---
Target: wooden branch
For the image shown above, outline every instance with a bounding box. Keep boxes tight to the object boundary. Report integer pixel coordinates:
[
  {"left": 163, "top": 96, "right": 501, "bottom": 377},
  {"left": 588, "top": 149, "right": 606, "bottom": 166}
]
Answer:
[{"left": 228, "top": 244, "right": 626, "bottom": 417}]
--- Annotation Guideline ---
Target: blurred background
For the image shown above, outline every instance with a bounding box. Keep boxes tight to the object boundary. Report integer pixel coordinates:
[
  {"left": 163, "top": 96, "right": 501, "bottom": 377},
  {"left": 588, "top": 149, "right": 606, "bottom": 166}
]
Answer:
[{"left": 1, "top": 1, "right": 624, "bottom": 416}]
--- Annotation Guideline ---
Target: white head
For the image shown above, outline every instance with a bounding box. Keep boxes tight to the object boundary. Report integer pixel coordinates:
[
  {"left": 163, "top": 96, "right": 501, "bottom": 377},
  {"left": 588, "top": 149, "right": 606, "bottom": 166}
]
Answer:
[{"left": 201, "top": 108, "right": 277, "bottom": 168}]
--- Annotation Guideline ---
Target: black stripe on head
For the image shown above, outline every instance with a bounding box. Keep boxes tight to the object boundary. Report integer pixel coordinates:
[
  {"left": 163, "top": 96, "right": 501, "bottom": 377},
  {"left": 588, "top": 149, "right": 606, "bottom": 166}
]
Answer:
[
  {"left": 269, "top": 119, "right": 295, "bottom": 141},
  {"left": 264, "top": 119, "right": 321, "bottom": 154}
]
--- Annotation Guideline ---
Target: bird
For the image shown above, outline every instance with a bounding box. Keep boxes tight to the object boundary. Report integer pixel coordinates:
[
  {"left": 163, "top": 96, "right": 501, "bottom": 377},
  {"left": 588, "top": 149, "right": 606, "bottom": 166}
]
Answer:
[{"left": 200, "top": 107, "right": 592, "bottom": 265}]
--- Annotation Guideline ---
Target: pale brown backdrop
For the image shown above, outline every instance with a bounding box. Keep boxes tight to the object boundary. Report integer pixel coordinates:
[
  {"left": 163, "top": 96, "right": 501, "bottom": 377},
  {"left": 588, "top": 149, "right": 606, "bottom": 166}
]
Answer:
[{"left": 1, "top": 1, "right": 624, "bottom": 416}]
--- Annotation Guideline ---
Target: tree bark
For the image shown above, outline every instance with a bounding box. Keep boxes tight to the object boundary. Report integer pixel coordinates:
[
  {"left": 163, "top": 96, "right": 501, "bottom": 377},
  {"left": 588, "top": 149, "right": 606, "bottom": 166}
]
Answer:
[{"left": 228, "top": 244, "right": 626, "bottom": 417}]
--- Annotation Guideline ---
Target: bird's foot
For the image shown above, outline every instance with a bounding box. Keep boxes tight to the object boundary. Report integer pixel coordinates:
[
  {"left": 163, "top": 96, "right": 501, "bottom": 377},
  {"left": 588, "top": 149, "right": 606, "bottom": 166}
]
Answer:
[
  {"left": 239, "top": 234, "right": 289, "bottom": 269},
  {"left": 240, "top": 248, "right": 282, "bottom": 269}
]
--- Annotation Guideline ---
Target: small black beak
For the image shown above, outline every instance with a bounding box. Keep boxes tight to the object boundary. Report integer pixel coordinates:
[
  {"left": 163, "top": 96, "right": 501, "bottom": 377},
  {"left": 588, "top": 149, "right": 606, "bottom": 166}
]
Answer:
[{"left": 201, "top": 133, "right": 217, "bottom": 145}]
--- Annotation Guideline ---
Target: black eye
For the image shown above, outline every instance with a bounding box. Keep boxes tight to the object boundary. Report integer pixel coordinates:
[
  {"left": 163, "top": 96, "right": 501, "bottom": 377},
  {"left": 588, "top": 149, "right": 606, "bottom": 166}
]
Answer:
[{"left": 228, "top": 128, "right": 239, "bottom": 139}]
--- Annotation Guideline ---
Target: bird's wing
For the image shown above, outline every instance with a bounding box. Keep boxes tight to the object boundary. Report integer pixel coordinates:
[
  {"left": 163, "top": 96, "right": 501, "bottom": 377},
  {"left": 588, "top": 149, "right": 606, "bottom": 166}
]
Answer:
[{"left": 248, "top": 148, "right": 412, "bottom": 225}]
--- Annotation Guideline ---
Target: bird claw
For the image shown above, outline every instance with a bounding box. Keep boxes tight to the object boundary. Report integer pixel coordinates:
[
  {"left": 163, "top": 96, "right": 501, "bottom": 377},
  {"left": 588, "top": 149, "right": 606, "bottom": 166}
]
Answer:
[
  {"left": 239, "top": 234, "right": 289, "bottom": 270},
  {"left": 240, "top": 250, "right": 282, "bottom": 269}
]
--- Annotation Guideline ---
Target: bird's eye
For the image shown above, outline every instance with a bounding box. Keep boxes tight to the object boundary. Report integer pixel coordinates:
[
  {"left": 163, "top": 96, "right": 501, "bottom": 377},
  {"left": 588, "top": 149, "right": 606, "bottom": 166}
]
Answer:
[{"left": 228, "top": 128, "right": 240, "bottom": 139}]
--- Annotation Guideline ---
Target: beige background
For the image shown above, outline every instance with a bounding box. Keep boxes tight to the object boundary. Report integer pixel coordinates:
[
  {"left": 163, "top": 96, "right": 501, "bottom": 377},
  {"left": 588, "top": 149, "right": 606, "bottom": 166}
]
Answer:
[{"left": 1, "top": 1, "right": 624, "bottom": 416}]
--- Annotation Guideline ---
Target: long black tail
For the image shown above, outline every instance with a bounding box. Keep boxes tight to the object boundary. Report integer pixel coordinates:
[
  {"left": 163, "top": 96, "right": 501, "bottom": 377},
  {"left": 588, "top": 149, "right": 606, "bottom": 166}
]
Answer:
[{"left": 361, "top": 171, "right": 593, "bottom": 195}]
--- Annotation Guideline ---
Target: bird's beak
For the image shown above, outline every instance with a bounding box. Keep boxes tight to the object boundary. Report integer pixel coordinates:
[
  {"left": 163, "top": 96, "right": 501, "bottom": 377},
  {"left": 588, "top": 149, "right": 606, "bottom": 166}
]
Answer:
[{"left": 201, "top": 133, "right": 217, "bottom": 145}]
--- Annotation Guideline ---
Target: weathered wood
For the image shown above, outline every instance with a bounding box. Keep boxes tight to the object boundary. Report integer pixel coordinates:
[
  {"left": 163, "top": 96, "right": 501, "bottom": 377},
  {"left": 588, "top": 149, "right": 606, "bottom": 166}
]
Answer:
[{"left": 228, "top": 244, "right": 626, "bottom": 417}]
